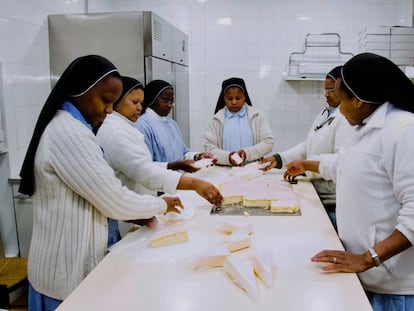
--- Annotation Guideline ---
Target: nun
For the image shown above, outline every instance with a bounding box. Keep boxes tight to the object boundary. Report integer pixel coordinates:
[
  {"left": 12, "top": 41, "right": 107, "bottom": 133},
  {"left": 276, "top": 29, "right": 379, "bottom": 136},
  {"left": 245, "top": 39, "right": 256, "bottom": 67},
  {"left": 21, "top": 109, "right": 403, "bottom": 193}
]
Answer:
[
  {"left": 284, "top": 53, "right": 414, "bottom": 311},
  {"left": 203, "top": 77, "right": 274, "bottom": 166},
  {"left": 19, "top": 56, "right": 181, "bottom": 310},
  {"left": 136, "top": 79, "right": 214, "bottom": 173},
  {"left": 261, "top": 66, "right": 354, "bottom": 229}
]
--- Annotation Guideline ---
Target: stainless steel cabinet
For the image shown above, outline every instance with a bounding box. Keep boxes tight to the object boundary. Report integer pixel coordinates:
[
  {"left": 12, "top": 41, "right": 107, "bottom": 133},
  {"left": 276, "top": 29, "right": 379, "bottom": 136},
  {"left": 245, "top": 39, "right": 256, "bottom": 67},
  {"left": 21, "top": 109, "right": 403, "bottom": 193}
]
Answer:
[{"left": 48, "top": 11, "right": 190, "bottom": 145}]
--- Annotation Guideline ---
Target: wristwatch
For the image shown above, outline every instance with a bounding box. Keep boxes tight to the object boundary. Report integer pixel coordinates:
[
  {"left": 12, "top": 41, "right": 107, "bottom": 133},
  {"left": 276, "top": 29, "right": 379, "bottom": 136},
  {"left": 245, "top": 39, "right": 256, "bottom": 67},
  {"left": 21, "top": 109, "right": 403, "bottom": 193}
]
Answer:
[{"left": 368, "top": 247, "right": 381, "bottom": 267}]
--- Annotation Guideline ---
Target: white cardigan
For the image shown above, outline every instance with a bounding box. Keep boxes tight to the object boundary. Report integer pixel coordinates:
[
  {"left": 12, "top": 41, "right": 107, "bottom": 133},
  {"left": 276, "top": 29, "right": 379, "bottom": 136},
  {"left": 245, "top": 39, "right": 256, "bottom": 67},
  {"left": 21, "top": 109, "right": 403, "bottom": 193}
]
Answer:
[
  {"left": 279, "top": 107, "right": 353, "bottom": 203},
  {"left": 29, "top": 110, "right": 167, "bottom": 300},
  {"left": 203, "top": 105, "right": 274, "bottom": 165},
  {"left": 97, "top": 112, "right": 181, "bottom": 195},
  {"left": 319, "top": 102, "right": 414, "bottom": 294},
  {"left": 279, "top": 107, "right": 352, "bottom": 175}
]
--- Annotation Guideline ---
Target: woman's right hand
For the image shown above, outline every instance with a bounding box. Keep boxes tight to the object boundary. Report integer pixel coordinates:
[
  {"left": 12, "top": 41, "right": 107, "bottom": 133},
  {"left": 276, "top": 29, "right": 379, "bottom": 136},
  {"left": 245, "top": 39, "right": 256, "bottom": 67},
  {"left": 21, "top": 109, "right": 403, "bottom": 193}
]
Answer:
[
  {"left": 161, "top": 196, "right": 184, "bottom": 214},
  {"left": 193, "top": 179, "right": 223, "bottom": 206},
  {"left": 229, "top": 150, "right": 246, "bottom": 166}
]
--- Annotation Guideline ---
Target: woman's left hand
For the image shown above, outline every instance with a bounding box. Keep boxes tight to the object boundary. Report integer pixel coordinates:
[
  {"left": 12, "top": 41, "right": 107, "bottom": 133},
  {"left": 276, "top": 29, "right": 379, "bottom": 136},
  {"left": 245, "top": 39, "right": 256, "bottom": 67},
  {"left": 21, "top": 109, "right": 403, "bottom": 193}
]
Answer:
[
  {"left": 199, "top": 152, "right": 217, "bottom": 165},
  {"left": 284, "top": 160, "right": 306, "bottom": 180},
  {"left": 311, "top": 249, "right": 373, "bottom": 273}
]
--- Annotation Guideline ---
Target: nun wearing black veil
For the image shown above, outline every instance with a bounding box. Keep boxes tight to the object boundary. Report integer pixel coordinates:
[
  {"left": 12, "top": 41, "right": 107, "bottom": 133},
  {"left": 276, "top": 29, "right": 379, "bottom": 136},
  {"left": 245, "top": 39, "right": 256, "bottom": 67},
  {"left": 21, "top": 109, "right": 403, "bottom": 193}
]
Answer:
[
  {"left": 136, "top": 79, "right": 215, "bottom": 173},
  {"left": 203, "top": 77, "right": 274, "bottom": 166},
  {"left": 19, "top": 55, "right": 180, "bottom": 310},
  {"left": 283, "top": 53, "right": 414, "bottom": 311},
  {"left": 260, "top": 66, "right": 354, "bottom": 230}
]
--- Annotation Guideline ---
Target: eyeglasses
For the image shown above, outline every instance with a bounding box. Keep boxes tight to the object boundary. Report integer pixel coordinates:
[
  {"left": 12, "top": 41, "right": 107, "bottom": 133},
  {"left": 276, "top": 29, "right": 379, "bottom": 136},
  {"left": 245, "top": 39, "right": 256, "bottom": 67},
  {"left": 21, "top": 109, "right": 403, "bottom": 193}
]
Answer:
[{"left": 323, "top": 88, "right": 335, "bottom": 95}]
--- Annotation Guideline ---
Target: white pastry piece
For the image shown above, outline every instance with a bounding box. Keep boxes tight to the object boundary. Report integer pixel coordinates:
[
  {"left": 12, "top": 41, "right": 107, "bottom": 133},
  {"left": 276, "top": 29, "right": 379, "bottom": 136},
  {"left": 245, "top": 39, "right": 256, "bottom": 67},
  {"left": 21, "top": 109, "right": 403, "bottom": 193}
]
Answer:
[
  {"left": 244, "top": 161, "right": 271, "bottom": 170},
  {"left": 249, "top": 249, "right": 274, "bottom": 287},
  {"left": 193, "top": 244, "right": 230, "bottom": 269},
  {"left": 270, "top": 200, "right": 300, "bottom": 213},
  {"left": 158, "top": 206, "right": 194, "bottom": 223},
  {"left": 219, "top": 219, "right": 254, "bottom": 235},
  {"left": 221, "top": 195, "right": 244, "bottom": 206},
  {"left": 270, "top": 191, "right": 300, "bottom": 213},
  {"left": 192, "top": 158, "right": 214, "bottom": 168},
  {"left": 224, "top": 230, "right": 252, "bottom": 252},
  {"left": 231, "top": 153, "right": 243, "bottom": 165},
  {"left": 224, "top": 256, "right": 259, "bottom": 300},
  {"left": 243, "top": 198, "right": 272, "bottom": 208},
  {"left": 150, "top": 227, "right": 189, "bottom": 248}
]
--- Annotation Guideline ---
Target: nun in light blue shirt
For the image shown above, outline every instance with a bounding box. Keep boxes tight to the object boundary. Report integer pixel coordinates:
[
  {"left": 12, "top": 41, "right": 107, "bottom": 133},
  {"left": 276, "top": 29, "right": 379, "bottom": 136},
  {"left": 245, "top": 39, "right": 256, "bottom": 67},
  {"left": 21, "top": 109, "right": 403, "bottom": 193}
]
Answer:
[
  {"left": 136, "top": 80, "right": 215, "bottom": 173},
  {"left": 136, "top": 80, "right": 188, "bottom": 162}
]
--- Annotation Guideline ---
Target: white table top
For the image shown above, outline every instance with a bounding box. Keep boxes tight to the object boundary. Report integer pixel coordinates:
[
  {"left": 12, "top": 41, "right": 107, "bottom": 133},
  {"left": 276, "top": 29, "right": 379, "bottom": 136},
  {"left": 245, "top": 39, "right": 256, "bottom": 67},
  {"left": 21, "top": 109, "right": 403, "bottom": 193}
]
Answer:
[{"left": 57, "top": 167, "right": 372, "bottom": 311}]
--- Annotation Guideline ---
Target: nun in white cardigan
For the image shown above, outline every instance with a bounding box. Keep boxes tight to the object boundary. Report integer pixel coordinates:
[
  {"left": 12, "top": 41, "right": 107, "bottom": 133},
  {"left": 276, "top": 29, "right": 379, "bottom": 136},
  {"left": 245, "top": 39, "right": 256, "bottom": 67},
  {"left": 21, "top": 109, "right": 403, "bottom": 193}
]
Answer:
[
  {"left": 203, "top": 77, "right": 274, "bottom": 166},
  {"left": 19, "top": 56, "right": 183, "bottom": 309}
]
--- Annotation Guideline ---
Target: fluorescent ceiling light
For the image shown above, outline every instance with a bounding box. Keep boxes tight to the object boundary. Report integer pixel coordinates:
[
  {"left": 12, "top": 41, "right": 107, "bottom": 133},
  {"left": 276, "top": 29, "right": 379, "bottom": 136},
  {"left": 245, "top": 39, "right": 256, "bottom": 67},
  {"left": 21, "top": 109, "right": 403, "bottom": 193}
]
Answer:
[{"left": 216, "top": 18, "right": 232, "bottom": 25}]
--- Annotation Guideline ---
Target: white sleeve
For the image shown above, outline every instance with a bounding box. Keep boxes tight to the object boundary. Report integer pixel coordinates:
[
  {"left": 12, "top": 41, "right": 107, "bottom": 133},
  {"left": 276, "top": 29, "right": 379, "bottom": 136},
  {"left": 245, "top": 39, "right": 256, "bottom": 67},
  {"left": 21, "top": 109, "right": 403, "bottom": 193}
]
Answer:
[
  {"left": 317, "top": 153, "right": 339, "bottom": 182},
  {"left": 98, "top": 122, "right": 181, "bottom": 194},
  {"left": 49, "top": 121, "right": 167, "bottom": 220}
]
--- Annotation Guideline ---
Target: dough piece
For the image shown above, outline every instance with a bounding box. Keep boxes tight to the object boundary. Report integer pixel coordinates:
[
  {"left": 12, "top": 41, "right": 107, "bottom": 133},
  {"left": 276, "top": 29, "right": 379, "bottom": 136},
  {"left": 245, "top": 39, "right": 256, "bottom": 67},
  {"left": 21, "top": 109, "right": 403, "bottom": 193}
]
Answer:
[
  {"left": 249, "top": 249, "right": 274, "bottom": 287},
  {"left": 150, "top": 227, "right": 189, "bottom": 248},
  {"left": 193, "top": 245, "right": 230, "bottom": 269},
  {"left": 231, "top": 153, "right": 243, "bottom": 165},
  {"left": 243, "top": 198, "right": 272, "bottom": 208},
  {"left": 220, "top": 219, "right": 254, "bottom": 235},
  {"left": 222, "top": 195, "right": 244, "bottom": 206},
  {"left": 224, "top": 230, "right": 252, "bottom": 252},
  {"left": 193, "top": 158, "right": 214, "bottom": 168},
  {"left": 224, "top": 256, "right": 259, "bottom": 300}
]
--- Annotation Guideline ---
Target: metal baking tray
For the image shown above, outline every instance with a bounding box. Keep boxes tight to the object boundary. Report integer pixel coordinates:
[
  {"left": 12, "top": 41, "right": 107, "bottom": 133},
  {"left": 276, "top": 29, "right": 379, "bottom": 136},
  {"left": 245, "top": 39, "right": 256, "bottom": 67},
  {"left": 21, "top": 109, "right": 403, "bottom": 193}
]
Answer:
[{"left": 210, "top": 204, "right": 301, "bottom": 216}]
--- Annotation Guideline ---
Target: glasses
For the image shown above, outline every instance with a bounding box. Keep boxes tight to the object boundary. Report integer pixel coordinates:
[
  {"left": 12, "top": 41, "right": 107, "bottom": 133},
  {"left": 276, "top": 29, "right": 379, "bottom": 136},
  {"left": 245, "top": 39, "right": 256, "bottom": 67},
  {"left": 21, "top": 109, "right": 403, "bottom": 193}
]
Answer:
[{"left": 323, "top": 88, "right": 335, "bottom": 95}]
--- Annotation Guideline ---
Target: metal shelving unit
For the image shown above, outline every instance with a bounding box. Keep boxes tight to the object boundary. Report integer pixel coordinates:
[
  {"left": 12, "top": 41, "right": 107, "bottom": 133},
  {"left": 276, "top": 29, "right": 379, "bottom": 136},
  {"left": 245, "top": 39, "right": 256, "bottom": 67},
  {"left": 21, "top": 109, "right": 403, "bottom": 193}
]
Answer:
[{"left": 284, "top": 33, "right": 353, "bottom": 81}]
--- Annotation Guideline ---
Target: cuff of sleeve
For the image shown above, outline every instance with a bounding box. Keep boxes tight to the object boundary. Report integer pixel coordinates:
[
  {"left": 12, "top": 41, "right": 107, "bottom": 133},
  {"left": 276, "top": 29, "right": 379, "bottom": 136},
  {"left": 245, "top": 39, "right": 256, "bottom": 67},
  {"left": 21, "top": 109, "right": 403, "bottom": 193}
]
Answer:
[
  {"left": 163, "top": 171, "right": 182, "bottom": 195},
  {"left": 184, "top": 151, "right": 198, "bottom": 160},
  {"left": 274, "top": 153, "right": 283, "bottom": 169},
  {"left": 396, "top": 224, "right": 414, "bottom": 245}
]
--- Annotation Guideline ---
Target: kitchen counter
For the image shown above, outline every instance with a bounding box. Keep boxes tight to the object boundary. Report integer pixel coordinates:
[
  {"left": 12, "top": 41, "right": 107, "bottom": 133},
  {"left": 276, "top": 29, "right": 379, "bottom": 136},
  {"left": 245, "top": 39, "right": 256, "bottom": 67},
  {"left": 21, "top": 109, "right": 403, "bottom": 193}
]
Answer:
[{"left": 57, "top": 167, "right": 372, "bottom": 311}]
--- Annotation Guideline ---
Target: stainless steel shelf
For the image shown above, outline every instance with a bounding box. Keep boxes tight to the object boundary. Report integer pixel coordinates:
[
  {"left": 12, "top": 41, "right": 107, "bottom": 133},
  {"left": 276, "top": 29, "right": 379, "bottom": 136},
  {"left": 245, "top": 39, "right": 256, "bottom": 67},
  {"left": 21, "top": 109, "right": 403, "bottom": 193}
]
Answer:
[{"left": 284, "top": 33, "right": 353, "bottom": 81}]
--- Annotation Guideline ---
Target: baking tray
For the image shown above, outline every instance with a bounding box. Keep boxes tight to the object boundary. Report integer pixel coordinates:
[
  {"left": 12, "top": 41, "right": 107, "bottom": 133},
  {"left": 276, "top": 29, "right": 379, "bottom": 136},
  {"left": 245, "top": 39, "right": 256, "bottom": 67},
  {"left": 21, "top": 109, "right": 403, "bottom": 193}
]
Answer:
[{"left": 210, "top": 204, "right": 301, "bottom": 216}]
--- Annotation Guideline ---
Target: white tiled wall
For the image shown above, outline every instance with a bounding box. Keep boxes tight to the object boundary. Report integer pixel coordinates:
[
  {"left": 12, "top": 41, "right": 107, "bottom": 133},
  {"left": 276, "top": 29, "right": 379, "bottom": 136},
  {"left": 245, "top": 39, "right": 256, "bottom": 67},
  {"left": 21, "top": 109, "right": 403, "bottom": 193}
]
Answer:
[{"left": 0, "top": 0, "right": 412, "bottom": 178}]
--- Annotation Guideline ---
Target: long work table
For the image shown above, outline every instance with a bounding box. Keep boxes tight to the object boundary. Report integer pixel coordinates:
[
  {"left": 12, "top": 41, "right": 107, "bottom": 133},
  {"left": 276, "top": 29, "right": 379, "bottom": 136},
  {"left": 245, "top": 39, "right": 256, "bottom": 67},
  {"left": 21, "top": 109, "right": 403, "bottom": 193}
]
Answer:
[{"left": 57, "top": 166, "right": 373, "bottom": 311}]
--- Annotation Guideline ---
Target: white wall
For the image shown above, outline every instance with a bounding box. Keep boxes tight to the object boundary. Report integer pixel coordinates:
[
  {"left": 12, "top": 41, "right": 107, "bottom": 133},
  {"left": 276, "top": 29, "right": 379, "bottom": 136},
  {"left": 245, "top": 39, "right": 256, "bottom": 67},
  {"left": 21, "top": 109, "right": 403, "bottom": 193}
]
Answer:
[
  {"left": 112, "top": 0, "right": 412, "bottom": 151},
  {"left": 0, "top": 0, "right": 412, "bottom": 253}
]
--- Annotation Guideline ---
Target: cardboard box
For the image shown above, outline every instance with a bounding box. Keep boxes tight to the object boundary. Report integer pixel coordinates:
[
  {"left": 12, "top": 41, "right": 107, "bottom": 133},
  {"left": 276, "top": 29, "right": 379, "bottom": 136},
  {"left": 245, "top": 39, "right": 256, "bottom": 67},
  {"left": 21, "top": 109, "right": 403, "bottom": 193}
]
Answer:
[
  {"left": 360, "top": 26, "right": 391, "bottom": 35},
  {"left": 390, "top": 50, "right": 414, "bottom": 58},
  {"left": 390, "top": 57, "right": 414, "bottom": 65},
  {"left": 391, "top": 42, "right": 414, "bottom": 50},
  {"left": 359, "top": 49, "right": 390, "bottom": 58},
  {"left": 359, "top": 41, "right": 390, "bottom": 50},
  {"left": 391, "top": 35, "right": 414, "bottom": 43},
  {"left": 391, "top": 27, "right": 414, "bottom": 35}
]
